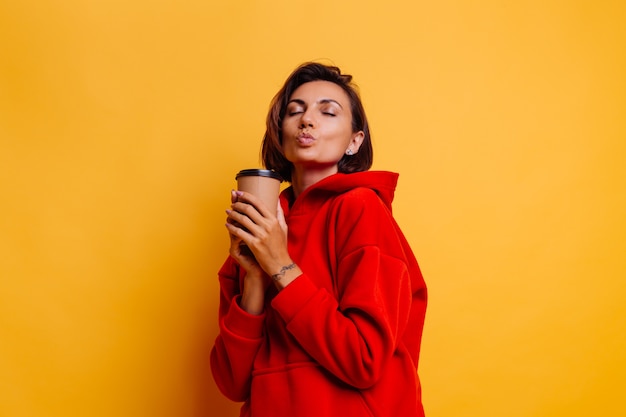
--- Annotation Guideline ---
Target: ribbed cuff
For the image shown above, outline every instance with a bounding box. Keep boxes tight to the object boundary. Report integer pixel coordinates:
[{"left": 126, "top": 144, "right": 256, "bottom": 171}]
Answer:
[
  {"left": 223, "top": 294, "right": 266, "bottom": 339},
  {"left": 271, "top": 274, "right": 318, "bottom": 323}
]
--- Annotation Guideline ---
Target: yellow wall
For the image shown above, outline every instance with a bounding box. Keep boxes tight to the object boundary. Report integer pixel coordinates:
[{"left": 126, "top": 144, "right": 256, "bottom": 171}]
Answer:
[{"left": 1, "top": 1, "right": 624, "bottom": 416}]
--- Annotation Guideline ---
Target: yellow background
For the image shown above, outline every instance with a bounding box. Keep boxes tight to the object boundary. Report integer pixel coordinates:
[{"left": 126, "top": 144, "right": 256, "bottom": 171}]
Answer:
[{"left": 1, "top": 1, "right": 624, "bottom": 416}]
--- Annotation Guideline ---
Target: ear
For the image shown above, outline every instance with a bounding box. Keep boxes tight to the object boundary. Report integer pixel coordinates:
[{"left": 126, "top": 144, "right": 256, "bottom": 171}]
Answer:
[{"left": 346, "top": 131, "right": 365, "bottom": 154}]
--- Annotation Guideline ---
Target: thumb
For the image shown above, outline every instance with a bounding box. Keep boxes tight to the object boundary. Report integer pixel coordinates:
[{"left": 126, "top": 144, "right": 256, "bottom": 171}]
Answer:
[{"left": 276, "top": 200, "right": 288, "bottom": 232}]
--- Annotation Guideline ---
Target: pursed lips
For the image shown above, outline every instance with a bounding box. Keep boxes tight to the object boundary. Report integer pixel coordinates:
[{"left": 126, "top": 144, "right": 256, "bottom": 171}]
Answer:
[{"left": 296, "top": 132, "right": 315, "bottom": 146}]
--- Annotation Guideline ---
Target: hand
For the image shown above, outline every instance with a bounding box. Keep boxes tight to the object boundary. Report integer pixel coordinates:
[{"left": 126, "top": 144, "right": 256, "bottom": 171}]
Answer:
[
  {"left": 225, "top": 190, "right": 268, "bottom": 315},
  {"left": 226, "top": 190, "right": 264, "bottom": 277},
  {"left": 225, "top": 190, "right": 291, "bottom": 278}
]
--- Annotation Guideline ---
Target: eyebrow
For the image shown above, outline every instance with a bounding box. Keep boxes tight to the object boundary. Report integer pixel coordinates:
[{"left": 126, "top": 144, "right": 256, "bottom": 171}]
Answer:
[{"left": 287, "top": 98, "right": 344, "bottom": 109}]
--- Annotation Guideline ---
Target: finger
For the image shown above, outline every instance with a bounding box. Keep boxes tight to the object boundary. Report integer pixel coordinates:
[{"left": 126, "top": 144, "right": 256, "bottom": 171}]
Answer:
[
  {"left": 233, "top": 191, "right": 273, "bottom": 219},
  {"left": 225, "top": 221, "right": 250, "bottom": 243},
  {"left": 226, "top": 214, "right": 249, "bottom": 240},
  {"left": 227, "top": 228, "right": 243, "bottom": 245},
  {"left": 229, "top": 202, "right": 267, "bottom": 228},
  {"left": 276, "top": 200, "right": 288, "bottom": 231},
  {"left": 227, "top": 223, "right": 260, "bottom": 254},
  {"left": 228, "top": 239, "right": 257, "bottom": 270},
  {"left": 226, "top": 209, "right": 261, "bottom": 236}
]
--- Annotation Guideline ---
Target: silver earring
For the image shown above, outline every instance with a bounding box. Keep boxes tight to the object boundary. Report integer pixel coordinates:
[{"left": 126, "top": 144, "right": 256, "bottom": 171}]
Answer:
[{"left": 346, "top": 149, "right": 353, "bottom": 155}]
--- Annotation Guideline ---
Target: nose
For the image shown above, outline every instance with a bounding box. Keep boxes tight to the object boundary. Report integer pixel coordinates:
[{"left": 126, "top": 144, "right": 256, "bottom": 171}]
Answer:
[{"left": 299, "top": 110, "right": 315, "bottom": 128}]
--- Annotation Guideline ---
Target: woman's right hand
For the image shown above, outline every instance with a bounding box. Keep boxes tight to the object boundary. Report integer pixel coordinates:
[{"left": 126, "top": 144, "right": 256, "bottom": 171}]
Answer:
[
  {"left": 227, "top": 191, "right": 263, "bottom": 273},
  {"left": 226, "top": 190, "right": 267, "bottom": 315}
]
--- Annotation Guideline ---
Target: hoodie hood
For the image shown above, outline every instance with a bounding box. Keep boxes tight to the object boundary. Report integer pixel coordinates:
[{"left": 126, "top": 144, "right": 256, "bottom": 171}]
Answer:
[{"left": 281, "top": 171, "right": 399, "bottom": 215}]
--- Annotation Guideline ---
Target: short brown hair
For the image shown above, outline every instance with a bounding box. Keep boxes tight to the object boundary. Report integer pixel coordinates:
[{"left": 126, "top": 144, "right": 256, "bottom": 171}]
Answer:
[{"left": 261, "top": 62, "right": 373, "bottom": 182}]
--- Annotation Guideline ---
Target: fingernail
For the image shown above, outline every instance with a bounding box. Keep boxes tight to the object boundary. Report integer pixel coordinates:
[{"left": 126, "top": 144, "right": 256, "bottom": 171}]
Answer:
[{"left": 235, "top": 191, "right": 244, "bottom": 196}]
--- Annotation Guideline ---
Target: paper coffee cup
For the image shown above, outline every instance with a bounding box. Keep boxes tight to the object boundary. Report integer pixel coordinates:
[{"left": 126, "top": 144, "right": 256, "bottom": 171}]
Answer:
[{"left": 235, "top": 169, "right": 283, "bottom": 215}]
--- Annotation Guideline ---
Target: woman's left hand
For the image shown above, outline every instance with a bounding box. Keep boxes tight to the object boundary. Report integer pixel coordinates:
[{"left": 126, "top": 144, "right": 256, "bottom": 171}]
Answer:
[{"left": 225, "top": 191, "right": 292, "bottom": 278}]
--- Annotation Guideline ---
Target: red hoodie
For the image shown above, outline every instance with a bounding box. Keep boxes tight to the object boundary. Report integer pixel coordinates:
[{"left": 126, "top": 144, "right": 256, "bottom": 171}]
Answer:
[{"left": 210, "top": 171, "right": 427, "bottom": 417}]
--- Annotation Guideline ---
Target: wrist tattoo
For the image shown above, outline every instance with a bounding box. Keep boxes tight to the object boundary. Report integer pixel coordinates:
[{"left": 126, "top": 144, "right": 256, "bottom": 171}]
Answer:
[{"left": 271, "top": 263, "right": 296, "bottom": 281}]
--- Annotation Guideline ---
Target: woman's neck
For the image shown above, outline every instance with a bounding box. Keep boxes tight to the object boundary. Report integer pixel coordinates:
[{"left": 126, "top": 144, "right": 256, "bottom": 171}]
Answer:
[{"left": 290, "top": 165, "right": 338, "bottom": 198}]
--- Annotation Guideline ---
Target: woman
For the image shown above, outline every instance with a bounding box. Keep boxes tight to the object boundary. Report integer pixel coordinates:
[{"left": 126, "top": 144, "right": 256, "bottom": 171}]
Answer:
[{"left": 210, "top": 62, "right": 427, "bottom": 417}]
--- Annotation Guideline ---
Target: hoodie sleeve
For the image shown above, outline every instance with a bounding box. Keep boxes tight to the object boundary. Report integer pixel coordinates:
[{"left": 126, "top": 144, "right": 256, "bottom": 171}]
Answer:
[
  {"left": 271, "top": 188, "right": 415, "bottom": 389},
  {"left": 210, "top": 258, "right": 265, "bottom": 402}
]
